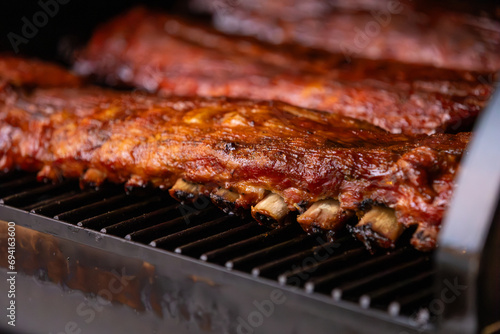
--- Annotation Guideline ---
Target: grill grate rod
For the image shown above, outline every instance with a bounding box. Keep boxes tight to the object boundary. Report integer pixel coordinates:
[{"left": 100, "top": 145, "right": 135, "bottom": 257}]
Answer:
[
  {"left": 0, "top": 180, "right": 77, "bottom": 207},
  {"left": 54, "top": 193, "right": 130, "bottom": 222},
  {"left": 251, "top": 237, "right": 353, "bottom": 279},
  {"left": 124, "top": 207, "right": 222, "bottom": 243},
  {"left": 77, "top": 196, "right": 164, "bottom": 229},
  {"left": 225, "top": 233, "right": 321, "bottom": 271},
  {"left": 30, "top": 187, "right": 121, "bottom": 216},
  {"left": 199, "top": 224, "right": 301, "bottom": 264},
  {"left": 359, "top": 270, "right": 435, "bottom": 309},
  {"left": 0, "top": 172, "right": 438, "bottom": 323},
  {"left": 388, "top": 287, "right": 435, "bottom": 317},
  {"left": 175, "top": 221, "right": 264, "bottom": 257},
  {"left": 332, "top": 256, "right": 431, "bottom": 301},
  {"left": 101, "top": 204, "right": 180, "bottom": 237},
  {"left": 304, "top": 247, "right": 417, "bottom": 294},
  {"left": 150, "top": 215, "right": 241, "bottom": 250},
  {"left": 278, "top": 247, "right": 367, "bottom": 287},
  {"left": 0, "top": 174, "right": 39, "bottom": 197}
]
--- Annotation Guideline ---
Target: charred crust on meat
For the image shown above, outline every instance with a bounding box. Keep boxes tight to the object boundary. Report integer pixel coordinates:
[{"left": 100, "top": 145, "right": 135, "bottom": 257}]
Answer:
[
  {"left": 253, "top": 212, "right": 281, "bottom": 228},
  {"left": 224, "top": 142, "right": 238, "bottom": 152},
  {"left": 172, "top": 190, "right": 196, "bottom": 203},
  {"left": 348, "top": 223, "right": 395, "bottom": 253},
  {"left": 350, "top": 206, "right": 404, "bottom": 252},
  {"left": 357, "top": 199, "right": 375, "bottom": 212},
  {"left": 209, "top": 188, "right": 245, "bottom": 215}
]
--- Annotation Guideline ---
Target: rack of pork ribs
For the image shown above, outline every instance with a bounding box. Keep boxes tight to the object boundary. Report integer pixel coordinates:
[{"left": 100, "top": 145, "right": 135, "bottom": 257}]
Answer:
[
  {"left": 72, "top": 7, "right": 494, "bottom": 136},
  {"left": 0, "top": 55, "right": 474, "bottom": 253},
  {"left": 189, "top": 0, "right": 500, "bottom": 72}
]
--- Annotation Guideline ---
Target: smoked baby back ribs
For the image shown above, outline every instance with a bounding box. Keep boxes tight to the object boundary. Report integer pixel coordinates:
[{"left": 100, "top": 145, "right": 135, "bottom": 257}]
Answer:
[
  {"left": 190, "top": 0, "right": 500, "bottom": 72},
  {"left": 0, "top": 75, "right": 469, "bottom": 251},
  {"left": 73, "top": 7, "right": 493, "bottom": 135}
]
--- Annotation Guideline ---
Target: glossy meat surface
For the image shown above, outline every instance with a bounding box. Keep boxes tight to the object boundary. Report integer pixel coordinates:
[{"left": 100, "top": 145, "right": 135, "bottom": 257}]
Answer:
[
  {"left": 0, "top": 80, "right": 469, "bottom": 251},
  {"left": 191, "top": 0, "right": 500, "bottom": 72},
  {"left": 74, "top": 7, "right": 493, "bottom": 135}
]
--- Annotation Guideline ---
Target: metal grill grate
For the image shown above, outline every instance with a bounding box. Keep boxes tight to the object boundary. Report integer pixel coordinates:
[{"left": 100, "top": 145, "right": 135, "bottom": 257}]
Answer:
[{"left": 0, "top": 172, "right": 435, "bottom": 322}]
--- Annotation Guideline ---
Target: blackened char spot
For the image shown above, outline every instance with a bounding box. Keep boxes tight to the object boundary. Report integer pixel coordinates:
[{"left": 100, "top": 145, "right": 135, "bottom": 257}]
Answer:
[
  {"left": 210, "top": 192, "right": 242, "bottom": 215},
  {"left": 172, "top": 190, "right": 196, "bottom": 203},
  {"left": 224, "top": 142, "right": 238, "bottom": 152},
  {"left": 296, "top": 200, "right": 308, "bottom": 211},
  {"left": 253, "top": 212, "right": 280, "bottom": 229},
  {"left": 347, "top": 223, "right": 395, "bottom": 254},
  {"left": 357, "top": 199, "right": 375, "bottom": 212}
]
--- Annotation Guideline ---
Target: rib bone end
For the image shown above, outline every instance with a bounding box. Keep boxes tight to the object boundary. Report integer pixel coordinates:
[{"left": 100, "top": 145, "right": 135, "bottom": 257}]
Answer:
[
  {"left": 350, "top": 206, "right": 404, "bottom": 251},
  {"left": 297, "top": 199, "right": 351, "bottom": 234},
  {"left": 251, "top": 193, "right": 290, "bottom": 227},
  {"left": 210, "top": 188, "right": 243, "bottom": 215},
  {"left": 169, "top": 179, "right": 208, "bottom": 203}
]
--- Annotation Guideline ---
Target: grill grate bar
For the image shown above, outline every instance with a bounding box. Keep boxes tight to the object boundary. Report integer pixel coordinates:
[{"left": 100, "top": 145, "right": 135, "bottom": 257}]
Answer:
[
  {"left": 0, "top": 172, "right": 438, "bottom": 323},
  {"left": 0, "top": 180, "right": 77, "bottom": 207},
  {"left": 200, "top": 224, "right": 302, "bottom": 264},
  {"left": 332, "top": 256, "right": 431, "bottom": 302},
  {"left": 150, "top": 215, "right": 240, "bottom": 250},
  {"left": 0, "top": 174, "right": 39, "bottom": 198},
  {"left": 225, "top": 233, "right": 321, "bottom": 271},
  {"left": 30, "top": 187, "right": 120, "bottom": 216},
  {"left": 251, "top": 237, "right": 353, "bottom": 279},
  {"left": 304, "top": 247, "right": 417, "bottom": 294},
  {"left": 101, "top": 204, "right": 180, "bottom": 237},
  {"left": 77, "top": 196, "right": 164, "bottom": 229},
  {"left": 54, "top": 193, "right": 131, "bottom": 223},
  {"left": 125, "top": 207, "right": 222, "bottom": 244},
  {"left": 359, "top": 270, "right": 435, "bottom": 309},
  {"left": 278, "top": 247, "right": 368, "bottom": 287},
  {"left": 388, "top": 287, "right": 435, "bottom": 317},
  {"left": 22, "top": 190, "right": 79, "bottom": 211},
  {"left": 175, "top": 221, "right": 264, "bottom": 258}
]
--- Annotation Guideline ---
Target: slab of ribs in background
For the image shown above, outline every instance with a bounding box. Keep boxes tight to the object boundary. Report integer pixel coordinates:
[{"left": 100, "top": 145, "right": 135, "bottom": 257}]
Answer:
[
  {"left": 190, "top": 0, "right": 500, "bottom": 72},
  {"left": 74, "top": 7, "right": 495, "bottom": 135},
  {"left": 1, "top": 1, "right": 498, "bottom": 252}
]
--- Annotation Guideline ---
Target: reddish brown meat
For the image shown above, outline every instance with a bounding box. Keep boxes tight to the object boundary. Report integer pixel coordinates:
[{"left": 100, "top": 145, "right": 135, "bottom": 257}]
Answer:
[
  {"left": 73, "top": 7, "right": 493, "bottom": 135},
  {"left": 191, "top": 0, "right": 500, "bottom": 72},
  {"left": 0, "top": 54, "right": 82, "bottom": 89},
  {"left": 0, "top": 73, "right": 469, "bottom": 251}
]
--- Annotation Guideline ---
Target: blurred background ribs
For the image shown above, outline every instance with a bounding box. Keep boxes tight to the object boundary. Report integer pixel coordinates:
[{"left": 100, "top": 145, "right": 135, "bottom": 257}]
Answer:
[{"left": 73, "top": 7, "right": 494, "bottom": 135}]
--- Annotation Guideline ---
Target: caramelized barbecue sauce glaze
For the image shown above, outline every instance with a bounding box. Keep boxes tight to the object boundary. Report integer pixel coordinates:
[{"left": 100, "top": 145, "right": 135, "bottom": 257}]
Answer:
[
  {"left": 74, "top": 7, "right": 493, "bottom": 135},
  {"left": 0, "top": 78, "right": 469, "bottom": 251}
]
